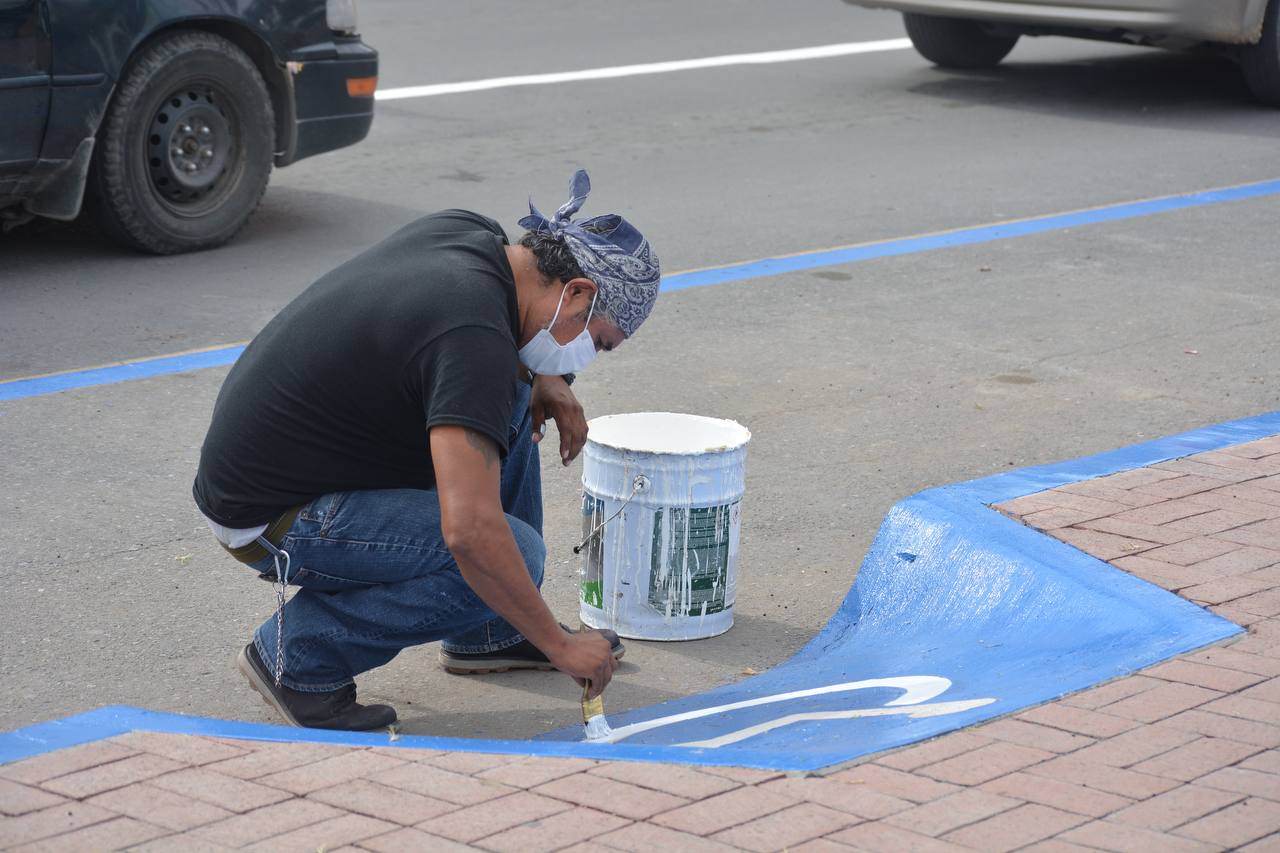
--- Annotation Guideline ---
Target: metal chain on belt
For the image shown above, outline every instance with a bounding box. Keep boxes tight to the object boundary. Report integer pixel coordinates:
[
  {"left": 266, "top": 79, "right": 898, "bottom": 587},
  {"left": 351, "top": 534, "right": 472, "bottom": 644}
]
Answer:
[
  {"left": 256, "top": 536, "right": 292, "bottom": 688},
  {"left": 272, "top": 549, "right": 290, "bottom": 687}
]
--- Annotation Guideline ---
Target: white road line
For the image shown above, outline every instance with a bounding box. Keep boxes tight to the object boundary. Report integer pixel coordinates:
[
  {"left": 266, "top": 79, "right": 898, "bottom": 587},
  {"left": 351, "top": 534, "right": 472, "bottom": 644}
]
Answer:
[{"left": 374, "top": 39, "right": 914, "bottom": 101}]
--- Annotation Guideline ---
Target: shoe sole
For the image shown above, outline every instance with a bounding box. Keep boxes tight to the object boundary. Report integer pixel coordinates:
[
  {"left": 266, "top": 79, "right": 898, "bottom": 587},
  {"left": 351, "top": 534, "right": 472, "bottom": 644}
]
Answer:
[
  {"left": 440, "top": 644, "right": 625, "bottom": 675},
  {"left": 237, "top": 645, "right": 302, "bottom": 728}
]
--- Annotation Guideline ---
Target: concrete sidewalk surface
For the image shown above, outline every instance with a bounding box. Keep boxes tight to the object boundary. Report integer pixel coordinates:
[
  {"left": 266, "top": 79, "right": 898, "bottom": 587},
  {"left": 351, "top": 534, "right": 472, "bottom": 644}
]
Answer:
[{"left": 2, "top": 435, "right": 1279, "bottom": 852}]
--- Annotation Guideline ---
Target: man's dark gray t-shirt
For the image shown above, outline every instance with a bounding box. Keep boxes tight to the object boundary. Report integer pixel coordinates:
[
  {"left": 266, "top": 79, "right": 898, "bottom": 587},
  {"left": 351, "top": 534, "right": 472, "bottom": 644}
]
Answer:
[{"left": 193, "top": 209, "right": 520, "bottom": 528}]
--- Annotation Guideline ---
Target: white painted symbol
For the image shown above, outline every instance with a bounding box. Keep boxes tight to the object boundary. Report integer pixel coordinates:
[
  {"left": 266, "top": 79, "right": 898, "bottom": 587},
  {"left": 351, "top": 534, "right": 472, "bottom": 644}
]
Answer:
[{"left": 589, "top": 675, "right": 996, "bottom": 748}]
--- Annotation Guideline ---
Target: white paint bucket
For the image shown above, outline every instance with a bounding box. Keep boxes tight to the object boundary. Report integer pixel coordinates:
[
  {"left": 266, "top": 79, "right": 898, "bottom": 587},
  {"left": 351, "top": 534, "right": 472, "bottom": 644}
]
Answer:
[{"left": 578, "top": 412, "right": 750, "bottom": 641}]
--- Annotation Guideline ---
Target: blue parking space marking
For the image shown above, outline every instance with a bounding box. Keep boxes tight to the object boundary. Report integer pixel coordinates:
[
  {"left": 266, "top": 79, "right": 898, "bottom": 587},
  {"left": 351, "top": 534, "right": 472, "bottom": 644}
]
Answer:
[
  {"left": 0, "top": 346, "right": 245, "bottom": 403},
  {"left": 2, "top": 177, "right": 1279, "bottom": 403},
  {"left": 4, "top": 412, "right": 1274, "bottom": 771},
  {"left": 662, "top": 177, "right": 1280, "bottom": 292}
]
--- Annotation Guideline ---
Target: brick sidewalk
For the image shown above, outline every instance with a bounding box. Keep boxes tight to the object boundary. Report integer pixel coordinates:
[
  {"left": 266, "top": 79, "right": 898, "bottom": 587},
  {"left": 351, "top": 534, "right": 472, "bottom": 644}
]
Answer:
[{"left": 2, "top": 437, "right": 1279, "bottom": 851}]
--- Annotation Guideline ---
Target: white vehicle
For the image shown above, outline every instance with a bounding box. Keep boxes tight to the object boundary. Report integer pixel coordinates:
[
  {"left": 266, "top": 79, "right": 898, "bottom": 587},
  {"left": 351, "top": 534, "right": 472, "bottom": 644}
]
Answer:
[{"left": 842, "top": 0, "right": 1280, "bottom": 104}]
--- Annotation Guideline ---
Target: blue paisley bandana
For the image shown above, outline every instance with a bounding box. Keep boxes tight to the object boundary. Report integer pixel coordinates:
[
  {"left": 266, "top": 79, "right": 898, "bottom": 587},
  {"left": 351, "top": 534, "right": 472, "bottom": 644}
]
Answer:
[{"left": 519, "top": 170, "right": 660, "bottom": 339}]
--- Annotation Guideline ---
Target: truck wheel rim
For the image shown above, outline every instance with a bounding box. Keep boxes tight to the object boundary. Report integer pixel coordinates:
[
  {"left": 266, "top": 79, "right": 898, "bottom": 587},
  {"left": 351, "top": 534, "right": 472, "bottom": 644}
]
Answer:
[{"left": 147, "top": 85, "right": 239, "bottom": 214}]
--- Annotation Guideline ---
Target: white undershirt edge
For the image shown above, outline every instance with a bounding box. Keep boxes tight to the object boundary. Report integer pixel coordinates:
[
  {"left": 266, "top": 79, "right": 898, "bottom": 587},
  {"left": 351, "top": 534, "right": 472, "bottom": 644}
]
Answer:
[{"left": 204, "top": 515, "right": 268, "bottom": 549}]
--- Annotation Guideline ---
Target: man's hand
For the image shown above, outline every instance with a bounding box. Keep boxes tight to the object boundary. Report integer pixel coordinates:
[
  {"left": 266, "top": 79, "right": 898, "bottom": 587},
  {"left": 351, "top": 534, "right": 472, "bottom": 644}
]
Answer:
[
  {"left": 531, "top": 374, "right": 588, "bottom": 466},
  {"left": 547, "top": 629, "right": 618, "bottom": 699}
]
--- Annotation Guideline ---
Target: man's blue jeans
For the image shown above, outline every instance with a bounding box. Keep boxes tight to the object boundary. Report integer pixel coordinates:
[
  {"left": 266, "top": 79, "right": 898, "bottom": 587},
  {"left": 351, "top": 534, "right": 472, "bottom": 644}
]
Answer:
[{"left": 246, "top": 382, "right": 544, "bottom": 693}]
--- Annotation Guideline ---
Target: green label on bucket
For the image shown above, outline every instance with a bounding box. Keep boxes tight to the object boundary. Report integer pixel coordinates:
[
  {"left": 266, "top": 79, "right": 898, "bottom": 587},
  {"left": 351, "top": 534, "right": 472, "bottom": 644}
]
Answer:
[
  {"left": 649, "top": 503, "right": 734, "bottom": 617},
  {"left": 581, "top": 493, "right": 605, "bottom": 609}
]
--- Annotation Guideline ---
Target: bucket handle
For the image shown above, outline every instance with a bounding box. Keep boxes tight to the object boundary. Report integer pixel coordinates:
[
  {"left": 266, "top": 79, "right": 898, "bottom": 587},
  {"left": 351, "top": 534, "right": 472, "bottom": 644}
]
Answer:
[{"left": 572, "top": 475, "right": 650, "bottom": 554}]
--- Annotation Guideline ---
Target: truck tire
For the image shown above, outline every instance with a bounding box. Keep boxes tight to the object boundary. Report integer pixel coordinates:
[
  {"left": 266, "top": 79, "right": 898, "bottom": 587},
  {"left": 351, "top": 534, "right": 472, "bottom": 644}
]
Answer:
[
  {"left": 902, "top": 13, "right": 1020, "bottom": 70},
  {"left": 88, "top": 31, "right": 274, "bottom": 254},
  {"left": 1241, "top": 0, "right": 1280, "bottom": 106}
]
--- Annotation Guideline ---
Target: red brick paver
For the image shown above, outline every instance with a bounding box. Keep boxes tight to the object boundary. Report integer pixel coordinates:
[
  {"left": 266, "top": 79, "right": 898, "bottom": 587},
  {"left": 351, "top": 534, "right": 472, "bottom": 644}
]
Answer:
[
  {"left": 943, "top": 802, "right": 1089, "bottom": 851},
  {"left": 712, "top": 802, "right": 857, "bottom": 851},
  {"left": 533, "top": 770, "right": 690, "bottom": 819},
  {"left": 986, "top": 440, "right": 1280, "bottom": 850},
  {"left": 145, "top": 766, "right": 293, "bottom": 813},
  {"left": 306, "top": 778, "right": 456, "bottom": 825},
  {"left": 652, "top": 785, "right": 798, "bottom": 835},
  {"left": 0, "top": 779, "right": 67, "bottom": 817},
  {"left": 760, "top": 775, "right": 912, "bottom": 820},
  {"left": 586, "top": 759, "right": 740, "bottom": 799},
  {"left": 592, "top": 820, "right": 741, "bottom": 851},
  {"left": 830, "top": 762, "right": 961, "bottom": 803},
  {"left": 2, "top": 439, "right": 1278, "bottom": 851},
  {"left": 0, "top": 741, "right": 138, "bottom": 786},
  {"left": 415, "top": 791, "right": 572, "bottom": 842},
  {"left": 980, "top": 771, "right": 1135, "bottom": 817},
  {"left": 883, "top": 788, "right": 1020, "bottom": 837},
  {"left": 478, "top": 805, "right": 628, "bottom": 853}
]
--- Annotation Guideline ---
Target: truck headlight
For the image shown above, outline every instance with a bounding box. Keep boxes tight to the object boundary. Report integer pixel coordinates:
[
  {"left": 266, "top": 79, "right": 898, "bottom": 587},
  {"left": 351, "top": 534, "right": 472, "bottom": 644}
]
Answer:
[{"left": 326, "top": 0, "right": 358, "bottom": 34}]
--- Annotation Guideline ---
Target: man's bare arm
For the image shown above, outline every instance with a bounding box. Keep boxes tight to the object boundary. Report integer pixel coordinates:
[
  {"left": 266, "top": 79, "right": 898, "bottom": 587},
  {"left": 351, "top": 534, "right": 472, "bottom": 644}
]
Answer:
[{"left": 430, "top": 424, "right": 616, "bottom": 696}]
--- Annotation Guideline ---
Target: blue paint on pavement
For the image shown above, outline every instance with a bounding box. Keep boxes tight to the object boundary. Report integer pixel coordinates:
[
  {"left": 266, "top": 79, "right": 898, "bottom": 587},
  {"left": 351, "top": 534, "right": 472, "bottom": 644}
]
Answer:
[
  {"left": 526, "top": 420, "right": 1280, "bottom": 765},
  {"left": 0, "top": 706, "right": 782, "bottom": 769},
  {"left": 2, "top": 413, "right": 1274, "bottom": 771},
  {"left": 3, "top": 178, "right": 1279, "bottom": 403},
  {"left": 0, "top": 347, "right": 245, "bottom": 403},
  {"left": 662, "top": 178, "right": 1280, "bottom": 292}
]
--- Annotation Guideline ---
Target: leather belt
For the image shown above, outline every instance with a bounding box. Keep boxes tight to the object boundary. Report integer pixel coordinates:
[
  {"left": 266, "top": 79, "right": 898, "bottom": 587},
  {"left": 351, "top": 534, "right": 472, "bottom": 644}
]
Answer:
[{"left": 218, "top": 506, "right": 303, "bottom": 565}]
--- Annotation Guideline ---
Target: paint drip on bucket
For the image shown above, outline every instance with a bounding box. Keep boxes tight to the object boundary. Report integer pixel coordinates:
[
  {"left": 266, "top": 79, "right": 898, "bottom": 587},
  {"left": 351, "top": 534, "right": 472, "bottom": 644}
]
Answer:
[{"left": 578, "top": 412, "right": 750, "bottom": 641}]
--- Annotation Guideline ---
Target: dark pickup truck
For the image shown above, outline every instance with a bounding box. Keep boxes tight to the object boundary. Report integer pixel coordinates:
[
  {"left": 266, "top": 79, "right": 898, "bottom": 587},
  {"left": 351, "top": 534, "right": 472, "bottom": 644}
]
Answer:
[{"left": 0, "top": 0, "right": 378, "bottom": 253}]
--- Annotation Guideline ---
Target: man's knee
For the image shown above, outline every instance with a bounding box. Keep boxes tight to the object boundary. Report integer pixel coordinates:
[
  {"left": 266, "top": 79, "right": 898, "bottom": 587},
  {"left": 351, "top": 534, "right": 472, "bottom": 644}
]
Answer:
[{"left": 507, "top": 515, "right": 546, "bottom": 587}]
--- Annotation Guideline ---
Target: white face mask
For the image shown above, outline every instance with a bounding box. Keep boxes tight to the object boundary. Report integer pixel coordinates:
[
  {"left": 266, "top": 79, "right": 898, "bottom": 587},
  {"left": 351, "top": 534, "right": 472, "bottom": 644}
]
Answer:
[{"left": 519, "top": 283, "right": 598, "bottom": 376}]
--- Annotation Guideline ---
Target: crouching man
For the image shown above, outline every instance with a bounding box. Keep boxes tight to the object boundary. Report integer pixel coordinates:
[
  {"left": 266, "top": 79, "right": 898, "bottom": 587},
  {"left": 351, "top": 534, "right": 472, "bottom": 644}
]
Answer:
[{"left": 192, "top": 171, "right": 660, "bottom": 730}]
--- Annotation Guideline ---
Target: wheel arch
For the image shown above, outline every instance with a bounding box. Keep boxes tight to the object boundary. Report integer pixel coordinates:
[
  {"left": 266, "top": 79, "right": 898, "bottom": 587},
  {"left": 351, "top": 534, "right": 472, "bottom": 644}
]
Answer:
[{"left": 108, "top": 19, "right": 294, "bottom": 165}]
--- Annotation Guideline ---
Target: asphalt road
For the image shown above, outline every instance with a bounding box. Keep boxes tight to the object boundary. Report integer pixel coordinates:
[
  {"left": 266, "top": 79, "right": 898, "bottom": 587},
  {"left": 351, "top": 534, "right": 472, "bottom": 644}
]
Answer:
[{"left": 1, "top": 0, "right": 1278, "bottom": 738}]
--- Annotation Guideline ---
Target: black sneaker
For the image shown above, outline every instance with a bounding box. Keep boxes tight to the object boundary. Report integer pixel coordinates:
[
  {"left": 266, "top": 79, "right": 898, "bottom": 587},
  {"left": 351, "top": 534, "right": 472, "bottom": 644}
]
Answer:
[
  {"left": 439, "top": 625, "right": 625, "bottom": 675},
  {"left": 237, "top": 643, "right": 397, "bottom": 731}
]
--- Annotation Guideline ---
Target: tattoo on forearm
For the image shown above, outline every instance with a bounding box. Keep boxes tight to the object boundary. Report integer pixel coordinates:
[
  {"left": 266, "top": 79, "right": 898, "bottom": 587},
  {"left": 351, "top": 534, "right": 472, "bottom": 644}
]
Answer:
[{"left": 464, "top": 429, "right": 499, "bottom": 469}]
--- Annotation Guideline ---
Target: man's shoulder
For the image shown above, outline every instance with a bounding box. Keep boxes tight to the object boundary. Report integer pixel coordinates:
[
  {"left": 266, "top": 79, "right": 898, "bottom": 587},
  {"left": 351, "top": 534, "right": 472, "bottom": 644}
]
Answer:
[{"left": 406, "top": 208, "right": 508, "bottom": 242}]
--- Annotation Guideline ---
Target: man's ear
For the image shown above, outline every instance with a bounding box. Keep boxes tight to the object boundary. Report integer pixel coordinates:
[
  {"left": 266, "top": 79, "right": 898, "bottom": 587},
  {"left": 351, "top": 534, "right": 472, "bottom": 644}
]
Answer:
[{"left": 565, "top": 277, "right": 597, "bottom": 309}]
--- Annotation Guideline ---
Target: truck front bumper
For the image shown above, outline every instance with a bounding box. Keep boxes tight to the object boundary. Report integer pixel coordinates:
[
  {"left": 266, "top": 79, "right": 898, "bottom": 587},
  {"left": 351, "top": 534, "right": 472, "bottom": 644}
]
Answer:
[{"left": 277, "top": 38, "right": 378, "bottom": 167}]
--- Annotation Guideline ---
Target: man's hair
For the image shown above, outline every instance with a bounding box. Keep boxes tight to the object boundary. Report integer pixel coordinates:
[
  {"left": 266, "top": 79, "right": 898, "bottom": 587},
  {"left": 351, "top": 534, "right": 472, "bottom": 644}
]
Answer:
[{"left": 519, "top": 231, "right": 586, "bottom": 285}]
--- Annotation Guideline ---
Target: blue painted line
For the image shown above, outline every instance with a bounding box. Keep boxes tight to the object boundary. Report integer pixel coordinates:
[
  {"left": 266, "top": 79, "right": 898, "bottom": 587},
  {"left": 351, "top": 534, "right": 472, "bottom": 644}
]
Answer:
[
  {"left": 3, "top": 413, "right": 1274, "bottom": 771},
  {"left": 0, "top": 347, "right": 245, "bottom": 403},
  {"left": 3, "top": 178, "right": 1280, "bottom": 404},
  {"left": 662, "top": 178, "right": 1280, "bottom": 291}
]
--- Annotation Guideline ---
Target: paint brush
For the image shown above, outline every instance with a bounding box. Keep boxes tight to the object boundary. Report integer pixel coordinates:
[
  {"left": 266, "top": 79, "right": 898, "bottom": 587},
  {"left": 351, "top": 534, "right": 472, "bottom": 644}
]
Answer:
[{"left": 582, "top": 682, "right": 613, "bottom": 741}]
